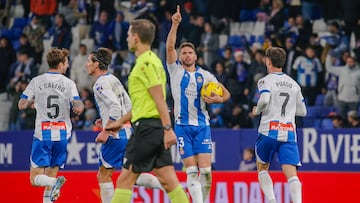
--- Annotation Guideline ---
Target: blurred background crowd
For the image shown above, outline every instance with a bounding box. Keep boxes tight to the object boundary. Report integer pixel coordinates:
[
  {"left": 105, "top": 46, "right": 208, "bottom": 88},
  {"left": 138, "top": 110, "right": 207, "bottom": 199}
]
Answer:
[{"left": 0, "top": 0, "right": 360, "bottom": 132}]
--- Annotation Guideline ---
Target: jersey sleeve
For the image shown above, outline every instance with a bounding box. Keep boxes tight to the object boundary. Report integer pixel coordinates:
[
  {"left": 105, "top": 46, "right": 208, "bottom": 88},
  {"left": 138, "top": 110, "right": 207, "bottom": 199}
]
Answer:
[
  {"left": 295, "top": 86, "right": 307, "bottom": 117},
  {"left": 20, "top": 79, "right": 35, "bottom": 100},
  {"left": 205, "top": 70, "right": 218, "bottom": 83},
  {"left": 68, "top": 80, "right": 81, "bottom": 101},
  {"left": 257, "top": 77, "right": 270, "bottom": 94},
  {"left": 166, "top": 60, "right": 182, "bottom": 75},
  {"left": 138, "top": 61, "right": 164, "bottom": 89},
  {"left": 292, "top": 57, "right": 301, "bottom": 70},
  {"left": 94, "top": 81, "right": 122, "bottom": 120}
]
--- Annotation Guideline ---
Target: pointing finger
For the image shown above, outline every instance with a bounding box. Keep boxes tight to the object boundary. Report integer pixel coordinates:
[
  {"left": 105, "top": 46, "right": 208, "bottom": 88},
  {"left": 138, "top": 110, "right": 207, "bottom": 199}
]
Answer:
[{"left": 176, "top": 5, "right": 180, "bottom": 13}]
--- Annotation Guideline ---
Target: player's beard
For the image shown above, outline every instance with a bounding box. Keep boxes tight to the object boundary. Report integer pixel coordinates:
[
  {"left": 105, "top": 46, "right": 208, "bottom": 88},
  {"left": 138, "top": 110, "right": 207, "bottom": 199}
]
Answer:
[{"left": 182, "top": 60, "right": 195, "bottom": 67}]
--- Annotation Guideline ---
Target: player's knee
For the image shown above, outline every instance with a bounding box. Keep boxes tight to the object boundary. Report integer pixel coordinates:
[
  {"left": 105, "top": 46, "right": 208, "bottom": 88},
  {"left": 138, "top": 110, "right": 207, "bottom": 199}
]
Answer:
[
  {"left": 199, "top": 167, "right": 211, "bottom": 175},
  {"left": 186, "top": 166, "right": 198, "bottom": 177},
  {"left": 97, "top": 169, "right": 113, "bottom": 182}
]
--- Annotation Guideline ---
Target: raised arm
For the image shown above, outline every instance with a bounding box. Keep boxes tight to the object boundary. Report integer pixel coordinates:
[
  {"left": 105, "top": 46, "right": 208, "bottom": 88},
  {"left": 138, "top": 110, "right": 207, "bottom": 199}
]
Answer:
[{"left": 166, "top": 5, "right": 181, "bottom": 64}]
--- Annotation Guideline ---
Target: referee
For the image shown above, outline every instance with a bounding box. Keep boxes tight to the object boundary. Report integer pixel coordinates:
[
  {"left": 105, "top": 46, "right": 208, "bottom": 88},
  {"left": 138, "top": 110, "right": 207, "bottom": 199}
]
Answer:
[{"left": 106, "top": 19, "right": 189, "bottom": 203}]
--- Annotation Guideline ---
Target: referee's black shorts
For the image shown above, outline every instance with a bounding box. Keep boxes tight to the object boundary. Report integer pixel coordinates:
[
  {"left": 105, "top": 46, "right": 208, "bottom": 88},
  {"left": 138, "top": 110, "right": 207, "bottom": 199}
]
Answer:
[{"left": 123, "top": 118, "right": 173, "bottom": 173}]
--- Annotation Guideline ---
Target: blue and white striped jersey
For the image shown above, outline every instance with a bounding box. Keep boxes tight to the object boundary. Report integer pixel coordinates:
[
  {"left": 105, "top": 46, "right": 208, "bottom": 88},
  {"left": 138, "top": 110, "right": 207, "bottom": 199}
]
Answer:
[
  {"left": 93, "top": 73, "right": 131, "bottom": 137},
  {"left": 21, "top": 72, "right": 81, "bottom": 141},
  {"left": 167, "top": 61, "right": 217, "bottom": 126},
  {"left": 292, "top": 56, "right": 322, "bottom": 87},
  {"left": 257, "top": 72, "right": 305, "bottom": 142}
]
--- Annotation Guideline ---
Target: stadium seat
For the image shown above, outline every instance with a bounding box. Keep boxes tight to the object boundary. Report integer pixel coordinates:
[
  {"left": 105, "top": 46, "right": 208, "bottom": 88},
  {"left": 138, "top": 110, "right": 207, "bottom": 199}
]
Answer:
[
  {"left": 321, "top": 118, "right": 333, "bottom": 129},
  {"left": 227, "top": 35, "right": 245, "bottom": 49},
  {"left": 306, "top": 106, "right": 322, "bottom": 118},
  {"left": 303, "top": 118, "right": 321, "bottom": 128},
  {"left": 315, "top": 94, "right": 325, "bottom": 105},
  {"left": 320, "top": 106, "right": 336, "bottom": 118},
  {"left": 12, "top": 17, "right": 28, "bottom": 29}
]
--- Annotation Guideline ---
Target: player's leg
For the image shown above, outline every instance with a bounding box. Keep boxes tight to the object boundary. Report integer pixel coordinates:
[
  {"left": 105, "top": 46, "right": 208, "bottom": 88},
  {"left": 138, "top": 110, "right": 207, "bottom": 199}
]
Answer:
[
  {"left": 279, "top": 142, "right": 302, "bottom": 203},
  {"left": 197, "top": 153, "right": 212, "bottom": 202},
  {"left": 98, "top": 166, "right": 115, "bottom": 203},
  {"left": 175, "top": 124, "right": 202, "bottom": 203},
  {"left": 98, "top": 134, "right": 128, "bottom": 203},
  {"left": 255, "top": 134, "right": 278, "bottom": 203},
  {"left": 153, "top": 165, "right": 189, "bottom": 203},
  {"left": 48, "top": 139, "right": 68, "bottom": 202},
  {"left": 282, "top": 165, "right": 301, "bottom": 203},
  {"left": 135, "top": 173, "right": 164, "bottom": 190},
  {"left": 112, "top": 167, "right": 140, "bottom": 203},
  {"left": 194, "top": 126, "right": 213, "bottom": 202},
  {"left": 30, "top": 139, "right": 62, "bottom": 203}
]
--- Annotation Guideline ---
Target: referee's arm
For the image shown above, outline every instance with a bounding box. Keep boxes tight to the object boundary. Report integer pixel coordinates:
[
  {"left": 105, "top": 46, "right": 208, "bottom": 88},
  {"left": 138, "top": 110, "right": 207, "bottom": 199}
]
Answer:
[{"left": 148, "top": 85, "right": 177, "bottom": 149}]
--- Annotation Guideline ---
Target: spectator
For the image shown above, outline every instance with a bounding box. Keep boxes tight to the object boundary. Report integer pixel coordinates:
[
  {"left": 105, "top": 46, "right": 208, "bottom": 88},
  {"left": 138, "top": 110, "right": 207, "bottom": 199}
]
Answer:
[
  {"left": 90, "top": 10, "right": 110, "bottom": 49},
  {"left": 8, "top": 48, "right": 38, "bottom": 84},
  {"left": 58, "top": 0, "right": 87, "bottom": 27},
  {"left": 347, "top": 110, "right": 360, "bottom": 128},
  {"left": 325, "top": 54, "right": 360, "bottom": 118},
  {"left": 70, "top": 44, "right": 94, "bottom": 92},
  {"left": 22, "top": 14, "right": 46, "bottom": 65},
  {"left": 238, "top": 148, "right": 256, "bottom": 171},
  {"left": 198, "top": 22, "right": 219, "bottom": 67},
  {"left": 30, "top": 0, "right": 57, "bottom": 29},
  {"left": 7, "top": 78, "right": 28, "bottom": 131},
  {"left": 227, "top": 104, "right": 252, "bottom": 129},
  {"left": 213, "top": 61, "right": 228, "bottom": 85},
  {"left": 332, "top": 115, "right": 345, "bottom": 128},
  {"left": 0, "top": 36, "right": 16, "bottom": 93},
  {"left": 106, "top": 11, "right": 129, "bottom": 51},
  {"left": 292, "top": 46, "right": 323, "bottom": 105},
  {"left": 48, "top": 13, "right": 73, "bottom": 49}
]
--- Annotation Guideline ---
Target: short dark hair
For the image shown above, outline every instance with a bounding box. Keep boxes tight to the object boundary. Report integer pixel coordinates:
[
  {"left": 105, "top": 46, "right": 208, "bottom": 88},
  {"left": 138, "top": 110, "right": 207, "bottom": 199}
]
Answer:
[
  {"left": 129, "top": 19, "right": 155, "bottom": 45},
  {"left": 46, "top": 48, "right": 69, "bottom": 69},
  {"left": 90, "top": 48, "right": 112, "bottom": 70},
  {"left": 265, "top": 47, "right": 286, "bottom": 68},
  {"left": 179, "top": 42, "right": 196, "bottom": 51}
]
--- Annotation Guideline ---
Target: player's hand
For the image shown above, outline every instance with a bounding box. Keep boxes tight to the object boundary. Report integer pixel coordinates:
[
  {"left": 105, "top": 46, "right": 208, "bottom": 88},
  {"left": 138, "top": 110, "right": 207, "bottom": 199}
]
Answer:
[
  {"left": 202, "top": 93, "right": 224, "bottom": 104},
  {"left": 95, "top": 130, "right": 111, "bottom": 144},
  {"left": 105, "top": 120, "right": 123, "bottom": 132},
  {"left": 94, "top": 119, "right": 103, "bottom": 128},
  {"left": 172, "top": 5, "right": 182, "bottom": 25},
  {"left": 72, "top": 100, "right": 84, "bottom": 115},
  {"left": 164, "top": 129, "right": 177, "bottom": 150},
  {"left": 251, "top": 106, "right": 258, "bottom": 116}
]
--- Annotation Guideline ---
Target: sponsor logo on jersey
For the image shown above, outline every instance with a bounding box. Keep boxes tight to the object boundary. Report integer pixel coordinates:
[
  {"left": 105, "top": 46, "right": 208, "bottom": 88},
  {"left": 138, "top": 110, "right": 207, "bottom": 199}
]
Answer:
[
  {"left": 269, "top": 121, "right": 294, "bottom": 131},
  {"left": 41, "top": 121, "right": 66, "bottom": 130}
]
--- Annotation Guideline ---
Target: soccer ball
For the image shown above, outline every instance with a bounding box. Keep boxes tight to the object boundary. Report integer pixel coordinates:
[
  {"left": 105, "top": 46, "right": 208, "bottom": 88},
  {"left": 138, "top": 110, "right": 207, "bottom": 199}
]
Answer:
[{"left": 201, "top": 82, "right": 223, "bottom": 97}]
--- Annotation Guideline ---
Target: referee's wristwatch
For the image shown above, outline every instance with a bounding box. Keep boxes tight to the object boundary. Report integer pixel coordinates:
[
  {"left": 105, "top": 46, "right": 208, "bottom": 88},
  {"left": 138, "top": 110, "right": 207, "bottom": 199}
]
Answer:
[{"left": 163, "top": 124, "right": 172, "bottom": 131}]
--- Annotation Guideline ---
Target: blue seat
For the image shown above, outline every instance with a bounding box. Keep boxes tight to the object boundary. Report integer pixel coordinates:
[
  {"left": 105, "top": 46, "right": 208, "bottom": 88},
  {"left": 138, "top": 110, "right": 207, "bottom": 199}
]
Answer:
[
  {"left": 315, "top": 94, "right": 325, "bottom": 105},
  {"left": 306, "top": 106, "right": 322, "bottom": 118},
  {"left": 320, "top": 106, "right": 335, "bottom": 118},
  {"left": 321, "top": 118, "right": 333, "bottom": 129},
  {"left": 12, "top": 17, "right": 28, "bottom": 29},
  {"left": 228, "top": 35, "right": 244, "bottom": 48}
]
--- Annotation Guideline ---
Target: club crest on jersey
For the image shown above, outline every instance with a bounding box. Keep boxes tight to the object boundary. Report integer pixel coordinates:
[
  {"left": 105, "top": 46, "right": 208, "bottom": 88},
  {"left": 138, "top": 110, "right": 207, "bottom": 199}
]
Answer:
[
  {"left": 196, "top": 75, "right": 203, "bottom": 83},
  {"left": 258, "top": 79, "right": 265, "bottom": 88},
  {"left": 179, "top": 147, "right": 184, "bottom": 155},
  {"left": 96, "top": 85, "right": 104, "bottom": 94}
]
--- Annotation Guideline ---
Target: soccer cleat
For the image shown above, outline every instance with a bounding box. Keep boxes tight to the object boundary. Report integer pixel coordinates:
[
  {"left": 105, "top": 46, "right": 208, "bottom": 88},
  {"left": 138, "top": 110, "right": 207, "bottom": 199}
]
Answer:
[{"left": 50, "top": 176, "right": 66, "bottom": 201}]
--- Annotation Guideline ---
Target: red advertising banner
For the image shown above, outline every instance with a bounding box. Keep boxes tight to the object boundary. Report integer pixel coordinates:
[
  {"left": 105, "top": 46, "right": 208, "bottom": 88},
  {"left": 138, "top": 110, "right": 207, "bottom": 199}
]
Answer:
[{"left": 1, "top": 171, "right": 359, "bottom": 203}]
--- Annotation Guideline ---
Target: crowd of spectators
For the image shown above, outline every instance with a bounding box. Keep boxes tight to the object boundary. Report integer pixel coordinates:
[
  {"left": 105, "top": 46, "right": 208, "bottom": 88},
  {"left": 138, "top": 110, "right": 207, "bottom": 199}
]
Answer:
[{"left": 1, "top": 0, "right": 360, "bottom": 131}]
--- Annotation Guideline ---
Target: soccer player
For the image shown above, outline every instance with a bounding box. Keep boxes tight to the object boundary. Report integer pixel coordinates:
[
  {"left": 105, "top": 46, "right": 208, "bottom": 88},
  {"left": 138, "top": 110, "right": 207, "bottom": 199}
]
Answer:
[
  {"left": 85, "top": 47, "right": 164, "bottom": 203},
  {"left": 252, "top": 47, "right": 307, "bottom": 203},
  {"left": 166, "top": 6, "right": 230, "bottom": 203},
  {"left": 106, "top": 19, "right": 189, "bottom": 203},
  {"left": 18, "top": 48, "right": 84, "bottom": 202}
]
